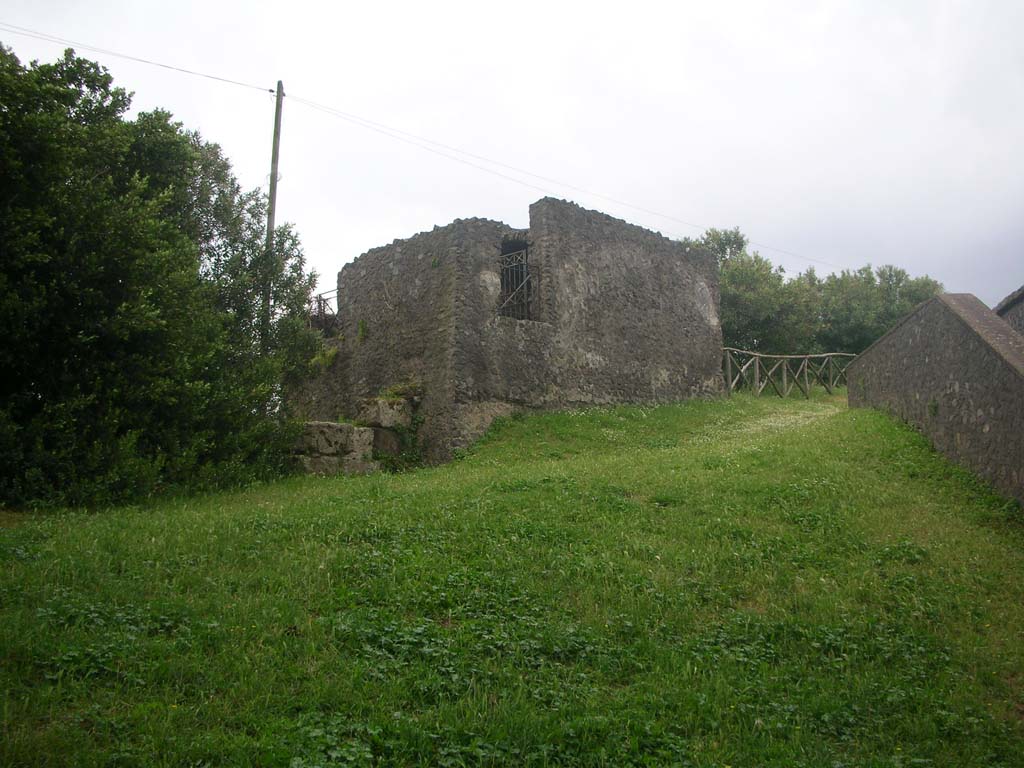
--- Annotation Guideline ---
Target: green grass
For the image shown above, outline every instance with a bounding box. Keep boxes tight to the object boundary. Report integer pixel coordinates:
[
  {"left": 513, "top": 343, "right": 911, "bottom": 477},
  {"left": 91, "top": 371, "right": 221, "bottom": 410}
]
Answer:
[{"left": 1, "top": 393, "right": 1022, "bottom": 766}]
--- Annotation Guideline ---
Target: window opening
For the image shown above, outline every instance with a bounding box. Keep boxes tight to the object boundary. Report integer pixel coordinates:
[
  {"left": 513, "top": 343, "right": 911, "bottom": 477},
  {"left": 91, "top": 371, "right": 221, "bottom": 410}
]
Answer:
[{"left": 497, "top": 239, "right": 531, "bottom": 320}]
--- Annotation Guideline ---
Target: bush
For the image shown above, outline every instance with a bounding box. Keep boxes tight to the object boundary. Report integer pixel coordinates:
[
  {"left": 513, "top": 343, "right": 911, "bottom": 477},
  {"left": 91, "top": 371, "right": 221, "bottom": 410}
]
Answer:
[{"left": 0, "top": 46, "right": 318, "bottom": 506}]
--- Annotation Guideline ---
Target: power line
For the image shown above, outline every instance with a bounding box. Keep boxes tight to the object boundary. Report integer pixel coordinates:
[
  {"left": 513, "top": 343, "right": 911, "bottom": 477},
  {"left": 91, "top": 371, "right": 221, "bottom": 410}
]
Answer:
[
  {"left": 289, "top": 97, "right": 553, "bottom": 196},
  {"left": 294, "top": 97, "right": 707, "bottom": 230},
  {"left": 288, "top": 95, "right": 843, "bottom": 269},
  {"left": 0, "top": 20, "right": 844, "bottom": 270},
  {"left": 0, "top": 21, "right": 273, "bottom": 93},
  {"left": 291, "top": 96, "right": 706, "bottom": 243}
]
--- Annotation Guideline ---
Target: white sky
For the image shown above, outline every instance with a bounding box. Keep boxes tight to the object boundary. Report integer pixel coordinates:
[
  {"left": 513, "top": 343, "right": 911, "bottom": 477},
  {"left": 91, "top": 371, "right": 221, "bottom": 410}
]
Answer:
[{"left": 3, "top": 1, "right": 1022, "bottom": 305}]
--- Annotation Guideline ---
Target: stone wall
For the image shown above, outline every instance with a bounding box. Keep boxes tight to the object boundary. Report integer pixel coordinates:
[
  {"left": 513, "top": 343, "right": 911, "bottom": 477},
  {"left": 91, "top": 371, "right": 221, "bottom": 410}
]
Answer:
[
  {"left": 294, "top": 221, "right": 515, "bottom": 457},
  {"left": 452, "top": 198, "right": 723, "bottom": 449},
  {"left": 995, "top": 285, "right": 1024, "bottom": 335},
  {"left": 294, "top": 422, "right": 377, "bottom": 475},
  {"left": 847, "top": 294, "right": 1024, "bottom": 504},
  {"left": 294, "top": 198, "right": 723, "bottom": 461}
]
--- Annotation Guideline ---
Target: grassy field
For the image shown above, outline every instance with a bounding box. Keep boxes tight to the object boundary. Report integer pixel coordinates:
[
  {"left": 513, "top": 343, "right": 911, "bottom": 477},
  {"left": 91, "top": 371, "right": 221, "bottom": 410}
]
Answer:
[{"left": 1, "top": 393, "right": 1022, "bottom": 767}]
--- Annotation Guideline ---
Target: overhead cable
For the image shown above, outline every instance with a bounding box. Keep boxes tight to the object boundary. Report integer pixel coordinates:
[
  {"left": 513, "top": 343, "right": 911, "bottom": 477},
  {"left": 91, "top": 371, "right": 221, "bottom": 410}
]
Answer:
[
  {"left": 1, "top": 20, "right": 845, "bottom": 269},
  {"left": 0, "top": 21, "right": 273, "bottom": 93}
]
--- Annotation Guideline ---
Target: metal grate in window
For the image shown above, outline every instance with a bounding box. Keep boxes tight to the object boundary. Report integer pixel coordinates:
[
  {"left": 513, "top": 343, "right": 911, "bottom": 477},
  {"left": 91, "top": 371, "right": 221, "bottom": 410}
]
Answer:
[{"left": 497, "top": 246, "right": 532, "bottom": 320}]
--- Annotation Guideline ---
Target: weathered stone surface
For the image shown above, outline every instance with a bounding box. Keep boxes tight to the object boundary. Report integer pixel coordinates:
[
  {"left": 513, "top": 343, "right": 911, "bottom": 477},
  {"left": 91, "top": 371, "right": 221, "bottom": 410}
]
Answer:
[
  {"left": 297, "top": 454, "right": 342, "bottom": 476},
  {"left": 453, "top": 401, "right": 516, "bottom": 448},
  {"left": 848, "top": 294, "right": 1024, "bottom": 504},
  {"left": 294, "top": 421, "right": 377, "bottom": 476},
  {"left": 296, "top": 421, "right": 344, "bottom": 456},
  {"left": 347, "top": 424, "right": 374, "bottom": 459},
  {"left": 452, "top": 199, "right": 722, "bottom": 451},
  {"left": 293, "top": 197, "right": 723, "bottom": 462},
  {"left": 358, "top": 398, "right": 413, "bottom": 429},
  {"left": 372, "top": 427, "right": 403, "bottom": 457},
  {"left": 295, "top": 421, "right": 373, "bottom": 456},
  {"left": 995, "top": 284, "right": 1024, "bottom": 336},
  {"left": 290, "top": 339, "right": 346, "bottom": 419},
  {"left": 341, "top": 454, "right": 379, "bottom": 475}
]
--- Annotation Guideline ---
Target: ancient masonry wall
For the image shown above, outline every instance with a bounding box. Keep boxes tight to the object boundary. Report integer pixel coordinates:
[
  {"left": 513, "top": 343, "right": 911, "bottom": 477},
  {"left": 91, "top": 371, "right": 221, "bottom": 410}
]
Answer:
[
  {"left": 452, "top": 198, "right": 723, "bottom": 449},
  {"left": 293, "top": 198, "right": 724, "bottom": 462},
  {"left": 334, "top": 222, "right": 472, "bottom": 457},
  {"left": 847, "top": 294, "right": 1024, "bottom": 504}
]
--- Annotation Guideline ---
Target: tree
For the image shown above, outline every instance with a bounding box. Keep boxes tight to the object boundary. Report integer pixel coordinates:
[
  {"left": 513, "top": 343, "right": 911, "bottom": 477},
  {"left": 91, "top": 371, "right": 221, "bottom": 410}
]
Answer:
[
  {"left": 0, "top": 47, "right": 318, "bottom": 506},
  {"left": 126, "top": 110, "right": 317, "bottom": 384},
  {"left": 780, "top": 268, "right": 823, "bottom": 353},
  {"left": 130, "top": 113, "right": 317, "bottom": 371},
  {"left": 816, "top": 267, "right": 883, "bottom": 352},
  {"left": 701, "top": 228, "right": 817, "bottom": 353},
  {"left": 696, "top": 226, "right": 942, "bottom": 355},
  {"left": 717, "top": 250, "right": 788, "bottom": 351},
  {"left": 701, "top": 226, "right": 749, "bottom": 264},
  {"left": 875, "top": 264, "right": 942, "bottom": 331},
  {"left": 0, "top": 48, "right": 208, "bottom": 502}
]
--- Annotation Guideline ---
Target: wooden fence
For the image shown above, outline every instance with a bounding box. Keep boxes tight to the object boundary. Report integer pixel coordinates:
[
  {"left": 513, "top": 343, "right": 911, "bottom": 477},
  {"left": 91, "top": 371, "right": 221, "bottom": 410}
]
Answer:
[{"left": 723, "top": 348, "right": 856, "bottom": 397}]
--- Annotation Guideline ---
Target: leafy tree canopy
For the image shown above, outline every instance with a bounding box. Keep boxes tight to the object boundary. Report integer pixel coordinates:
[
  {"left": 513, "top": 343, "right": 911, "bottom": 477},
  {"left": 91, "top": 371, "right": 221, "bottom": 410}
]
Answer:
[
  {"left": 0, "top": 46, "right": 318, "bottom": 506},
  {"left": 696, "top": 228, "right": 942, "bottom": 354}
]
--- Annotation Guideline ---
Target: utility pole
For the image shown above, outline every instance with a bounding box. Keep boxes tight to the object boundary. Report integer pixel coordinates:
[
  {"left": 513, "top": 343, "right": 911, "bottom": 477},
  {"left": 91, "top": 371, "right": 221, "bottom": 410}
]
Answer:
[{"left": 262, "top": 79, "right": 284, "bottom": 350}]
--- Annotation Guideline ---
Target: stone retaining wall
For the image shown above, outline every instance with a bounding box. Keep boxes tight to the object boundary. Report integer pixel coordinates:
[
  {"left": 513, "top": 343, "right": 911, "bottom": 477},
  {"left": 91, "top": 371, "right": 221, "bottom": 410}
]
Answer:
[{"left": 848, "top": 294, "right": 1024, "bottom": 504}]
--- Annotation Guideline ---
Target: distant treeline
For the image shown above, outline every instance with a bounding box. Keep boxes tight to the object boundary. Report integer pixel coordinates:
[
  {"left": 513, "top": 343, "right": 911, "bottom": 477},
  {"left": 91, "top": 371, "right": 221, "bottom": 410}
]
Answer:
[
  {"left": 0, "top": 47, "right": 320, "bottom": 506},
  {"left": 692, "top": 228, "right": 943, "bottom": 354}
]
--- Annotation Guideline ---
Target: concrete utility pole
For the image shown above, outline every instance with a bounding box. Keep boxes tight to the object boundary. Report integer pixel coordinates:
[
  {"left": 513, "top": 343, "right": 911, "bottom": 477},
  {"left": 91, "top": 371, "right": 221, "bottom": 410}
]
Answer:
[{"left": 262, "top": 80, "right": 284, "bottom": 349}]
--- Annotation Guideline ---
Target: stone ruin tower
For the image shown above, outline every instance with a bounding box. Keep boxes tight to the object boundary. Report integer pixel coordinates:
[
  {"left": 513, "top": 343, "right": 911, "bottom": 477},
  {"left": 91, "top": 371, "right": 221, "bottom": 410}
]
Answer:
[{"left": 294, "top": 198, "right": 724, "bottom": 462}]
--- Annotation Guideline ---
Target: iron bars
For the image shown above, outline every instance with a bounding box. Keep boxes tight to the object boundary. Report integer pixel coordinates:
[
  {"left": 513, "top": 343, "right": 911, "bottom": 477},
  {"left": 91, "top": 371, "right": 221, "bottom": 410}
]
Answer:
[
  {"left": 309, "top": 288, "right": 341, "bottom": 335},
  {"left": 497, "top": 248, "right": 532, "bottom": 320}
]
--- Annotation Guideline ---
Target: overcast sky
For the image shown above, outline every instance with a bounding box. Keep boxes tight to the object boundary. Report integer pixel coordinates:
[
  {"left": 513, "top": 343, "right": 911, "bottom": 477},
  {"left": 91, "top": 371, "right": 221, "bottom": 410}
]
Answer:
[{"left": 3, "top": 1, "right": 1022, "bottom": 305}]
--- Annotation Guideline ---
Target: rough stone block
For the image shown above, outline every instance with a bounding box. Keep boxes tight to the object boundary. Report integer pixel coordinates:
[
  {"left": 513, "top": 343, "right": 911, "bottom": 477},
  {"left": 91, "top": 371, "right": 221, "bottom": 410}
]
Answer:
[
  {"left": 372, "top": 427, "right": 404, "bottom": 457},
  {"left": 294, "top": 421, "right": 379, "bottom": 477},
  {"left": 295, "top": 421, "right": 346, "bottom": 456},
  {"left": 357, "top": 398, "right": 413, "bottom": 429},
  {"left": 297, "top": 454, "right": 342, "bottom": 475},
  {"left": 341, "top": 454, "right": 379, "bottom": 475},
  {"left": 296, "top": 421, "right": 376, "bottom": 457},
  {"left": 348, "top": 424, "right": 375, "bottom": 458}
]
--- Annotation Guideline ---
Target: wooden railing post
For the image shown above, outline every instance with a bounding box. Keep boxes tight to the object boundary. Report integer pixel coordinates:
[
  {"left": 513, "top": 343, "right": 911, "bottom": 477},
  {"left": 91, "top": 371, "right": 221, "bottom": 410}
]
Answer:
[{"left": 720, "top": 348, "right": 855, "bottom": 398}]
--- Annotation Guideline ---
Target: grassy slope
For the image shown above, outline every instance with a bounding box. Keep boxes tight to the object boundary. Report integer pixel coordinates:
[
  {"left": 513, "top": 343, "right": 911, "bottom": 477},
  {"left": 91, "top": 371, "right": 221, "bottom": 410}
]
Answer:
[{"left": 1, "top": 393, "right": 1022, "bottom": 767}]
